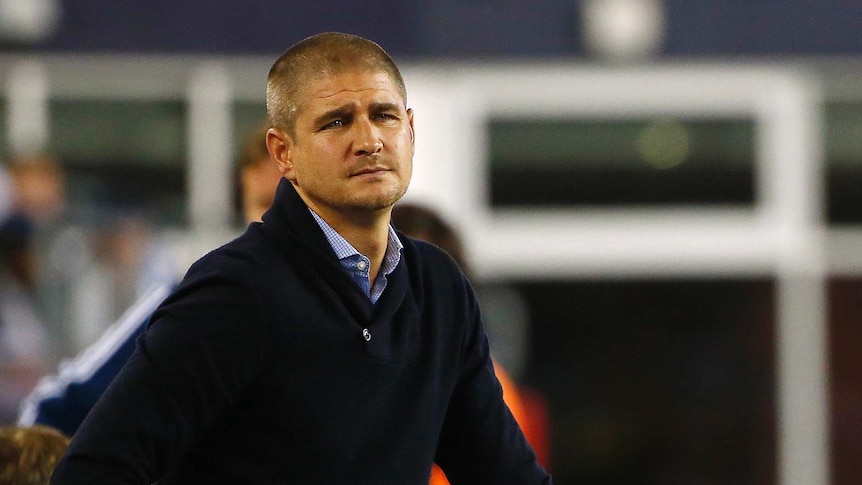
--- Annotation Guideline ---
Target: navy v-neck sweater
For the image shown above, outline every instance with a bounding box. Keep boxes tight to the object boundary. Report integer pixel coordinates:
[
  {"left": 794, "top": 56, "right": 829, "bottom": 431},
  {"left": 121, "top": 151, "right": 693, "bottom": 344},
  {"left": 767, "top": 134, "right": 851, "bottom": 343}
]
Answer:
[{"left": 51, "top": 181, "right": 551, "bottom": 484}]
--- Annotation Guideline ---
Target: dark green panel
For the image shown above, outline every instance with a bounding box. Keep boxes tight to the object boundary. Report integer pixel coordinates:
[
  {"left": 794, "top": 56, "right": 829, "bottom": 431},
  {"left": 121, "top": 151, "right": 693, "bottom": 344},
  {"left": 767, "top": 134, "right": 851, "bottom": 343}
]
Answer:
[
  {"left": 233, "top": 101, "right": 268, "bottom": 149},
  {"left": 825, "top": 101, "right": 862, "bottom": 166},
  {"left": 50, "top": 100, "right": 185, "bottom": 166},
  {"left": 825, "top": 101, "right": 862, "bottom": 224},
  {"left": 490, "top": 118, "right": 755, "bottom": 169},
  {"left": 488, "top": 117, "right": 756, "bottom": 207}
]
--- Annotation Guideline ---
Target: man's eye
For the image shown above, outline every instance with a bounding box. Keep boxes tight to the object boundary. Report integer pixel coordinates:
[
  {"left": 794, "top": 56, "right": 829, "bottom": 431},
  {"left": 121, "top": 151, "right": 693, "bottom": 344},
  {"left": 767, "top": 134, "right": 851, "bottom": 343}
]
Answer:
[{"left": 324, "top": 119, "right": 344, "bottom": 129}]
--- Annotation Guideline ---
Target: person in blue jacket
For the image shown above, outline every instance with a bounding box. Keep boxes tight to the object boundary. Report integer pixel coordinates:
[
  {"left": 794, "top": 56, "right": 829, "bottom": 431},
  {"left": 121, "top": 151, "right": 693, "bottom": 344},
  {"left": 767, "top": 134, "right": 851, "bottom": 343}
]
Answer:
[
  {"left": 49, "top": 32, "right": 551, "bottom": 484},
  {"left": 17, "top": 121, "right": 281, "bottom": 436}
]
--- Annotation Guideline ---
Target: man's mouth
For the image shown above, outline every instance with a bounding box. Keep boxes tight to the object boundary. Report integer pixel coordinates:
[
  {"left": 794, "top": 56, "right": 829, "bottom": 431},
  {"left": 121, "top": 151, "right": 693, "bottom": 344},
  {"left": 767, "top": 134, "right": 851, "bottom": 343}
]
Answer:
[{"left": 351, "top": 166, "right": 390, "bottom": 177}]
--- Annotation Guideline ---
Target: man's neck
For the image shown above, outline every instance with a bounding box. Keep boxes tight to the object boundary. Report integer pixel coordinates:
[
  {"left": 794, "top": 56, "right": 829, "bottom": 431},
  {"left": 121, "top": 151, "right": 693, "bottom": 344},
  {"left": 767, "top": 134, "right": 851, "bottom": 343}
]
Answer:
[
  {"left": 304, "top": 202, "right": 392, "bottom": 284},
  {"left": 330, "top": 214, "right": 390, "bottom": 261}
]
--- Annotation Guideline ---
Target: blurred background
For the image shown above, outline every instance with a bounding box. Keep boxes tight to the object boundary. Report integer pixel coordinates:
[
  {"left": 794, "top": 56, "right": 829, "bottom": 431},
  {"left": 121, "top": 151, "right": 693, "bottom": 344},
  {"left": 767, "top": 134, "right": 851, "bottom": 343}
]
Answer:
[{"left": 1, "top": 1, "right": 861, "bottom": 484}]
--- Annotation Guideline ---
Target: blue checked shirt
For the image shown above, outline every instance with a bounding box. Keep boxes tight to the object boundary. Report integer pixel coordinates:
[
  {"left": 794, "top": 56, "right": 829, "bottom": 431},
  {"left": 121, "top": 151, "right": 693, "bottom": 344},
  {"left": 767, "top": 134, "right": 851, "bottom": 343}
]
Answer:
[{"left": 309, "top": 209, "right": 403, "bottom": 304}]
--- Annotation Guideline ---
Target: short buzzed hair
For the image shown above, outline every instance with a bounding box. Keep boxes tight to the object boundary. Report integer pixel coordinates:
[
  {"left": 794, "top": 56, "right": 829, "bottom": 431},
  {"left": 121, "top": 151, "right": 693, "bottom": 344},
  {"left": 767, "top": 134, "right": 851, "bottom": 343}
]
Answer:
[{"left": 266, "top": 32, "right": 407, "bottom": 136}]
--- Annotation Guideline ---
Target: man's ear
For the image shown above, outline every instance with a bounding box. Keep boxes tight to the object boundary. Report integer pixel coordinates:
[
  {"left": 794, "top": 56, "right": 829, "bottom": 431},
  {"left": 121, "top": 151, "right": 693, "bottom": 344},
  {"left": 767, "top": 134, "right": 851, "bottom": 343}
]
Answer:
[
  {"left": 407, "top": 108, "right": 415, "bottom": 143},
  {"left": 266, "top": 128, "right": 293, "bottom": 178},
  {"left": 406, "top": 108, "right": 416, "bottom": 155}
]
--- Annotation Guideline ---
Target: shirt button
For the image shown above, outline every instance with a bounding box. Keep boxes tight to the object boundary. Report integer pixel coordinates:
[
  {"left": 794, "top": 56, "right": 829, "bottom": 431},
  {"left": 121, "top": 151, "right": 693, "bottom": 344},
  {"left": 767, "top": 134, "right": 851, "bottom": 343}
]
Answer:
[
  {"left": 357, "top": 260, "right": 368, "bottom": 271},
  {"left": 362, "top": 328, "right": 372, "bottom": 341}
]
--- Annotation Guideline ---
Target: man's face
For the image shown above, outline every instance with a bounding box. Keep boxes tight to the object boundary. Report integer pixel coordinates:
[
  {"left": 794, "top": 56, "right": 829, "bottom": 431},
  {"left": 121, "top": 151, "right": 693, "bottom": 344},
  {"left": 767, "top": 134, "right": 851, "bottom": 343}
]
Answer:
[{"left": 271, "top": 70, "right": 414, "bottom": 220}]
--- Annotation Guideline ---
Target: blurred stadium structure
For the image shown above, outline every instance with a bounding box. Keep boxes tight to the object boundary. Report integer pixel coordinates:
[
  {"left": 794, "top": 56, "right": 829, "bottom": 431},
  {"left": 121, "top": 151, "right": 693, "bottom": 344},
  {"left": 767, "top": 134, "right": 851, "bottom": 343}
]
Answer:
[{"left": 2, "top": 2, "right": 862, "bottom": 485}]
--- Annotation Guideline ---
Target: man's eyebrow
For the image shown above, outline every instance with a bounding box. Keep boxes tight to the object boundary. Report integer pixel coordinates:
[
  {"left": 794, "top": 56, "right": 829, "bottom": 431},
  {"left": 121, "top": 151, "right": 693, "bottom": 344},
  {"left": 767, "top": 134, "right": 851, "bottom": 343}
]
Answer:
[
  {"left": 369, "top": 102, "right": 401, "bottom": 112},
  {"left": 313, "top": 105, "right": 353, "bottom": 126}
]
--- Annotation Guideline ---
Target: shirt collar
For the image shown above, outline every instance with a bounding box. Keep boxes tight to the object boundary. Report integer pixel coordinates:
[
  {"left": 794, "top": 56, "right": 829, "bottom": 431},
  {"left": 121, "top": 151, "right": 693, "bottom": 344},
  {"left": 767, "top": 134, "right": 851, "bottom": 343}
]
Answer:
[{"left": 308, "top": 209, "right": 403, "bottom": 276}]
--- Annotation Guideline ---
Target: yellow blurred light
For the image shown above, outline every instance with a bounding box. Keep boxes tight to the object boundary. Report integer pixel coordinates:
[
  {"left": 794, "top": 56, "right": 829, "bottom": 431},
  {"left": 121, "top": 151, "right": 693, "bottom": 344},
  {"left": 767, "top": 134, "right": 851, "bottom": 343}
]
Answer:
[{"left": 637, "top": 120, "right": 691, "bottom": 169}]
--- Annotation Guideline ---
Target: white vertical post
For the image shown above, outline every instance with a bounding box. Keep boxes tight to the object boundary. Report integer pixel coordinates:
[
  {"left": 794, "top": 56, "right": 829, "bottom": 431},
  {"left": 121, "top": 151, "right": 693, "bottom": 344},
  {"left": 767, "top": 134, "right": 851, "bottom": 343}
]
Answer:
[
  {"left": 6, "top": 59, "right": 49, "bottom": 155},
  {"left": 761, "top": 75, "right": 830, "bottom": 485},
  {"left": 776, "top": 272, "right": 830, "bottom": 485},
  {"left": 186, "top": 63, "right": 233, "bottom": 233}
]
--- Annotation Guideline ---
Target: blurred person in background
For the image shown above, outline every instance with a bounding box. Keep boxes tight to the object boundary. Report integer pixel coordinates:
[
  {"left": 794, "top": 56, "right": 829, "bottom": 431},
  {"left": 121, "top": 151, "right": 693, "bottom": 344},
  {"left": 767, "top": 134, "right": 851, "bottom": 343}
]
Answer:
[
  {"left": 0, "top": 215, "right": 49, "bottom": 424},
  {"left": 0, "top": 424, "right": 70, "bottom": 485},
  {"left": 66, "top": 210, "right": 172, "bottom": 353},
  {"left": 50, "top": 32, "right": 549, "bottom": 484},
  {"left": 391, "top": 202, "right": 551, "bottom": 482},
  {"left": 0, "top": 154, "right": 65, "bottom": 225},
  {"left": 17, "top": 120, "right": 280, "bottom": 436},
  {"left": 0, "top": 153, "right": 65, "bottom": 424},
  {"left": 237, "top": 122, "right": 281, "bottom": 225}
]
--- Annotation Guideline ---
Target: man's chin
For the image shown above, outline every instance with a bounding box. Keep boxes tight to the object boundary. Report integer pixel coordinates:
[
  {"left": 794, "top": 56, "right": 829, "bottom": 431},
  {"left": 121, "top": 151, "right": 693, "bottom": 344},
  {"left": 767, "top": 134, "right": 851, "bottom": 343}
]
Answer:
[{"left": 349, "top": 188, "right": 407, "bottom": 212}]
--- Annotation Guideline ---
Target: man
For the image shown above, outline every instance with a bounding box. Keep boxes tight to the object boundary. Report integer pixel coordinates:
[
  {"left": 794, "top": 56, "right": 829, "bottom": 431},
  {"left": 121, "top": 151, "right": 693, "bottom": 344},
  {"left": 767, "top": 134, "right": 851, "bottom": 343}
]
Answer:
[{"left": 51, "top": 32, "right": 551, "bottom": 484}]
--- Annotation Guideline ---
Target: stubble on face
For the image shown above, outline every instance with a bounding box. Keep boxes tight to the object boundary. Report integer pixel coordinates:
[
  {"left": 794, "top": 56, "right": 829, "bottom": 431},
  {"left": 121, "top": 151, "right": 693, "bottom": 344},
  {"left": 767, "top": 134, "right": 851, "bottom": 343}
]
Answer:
[{"left": 341, "top": 171, "right": 409, "bottom": 211}]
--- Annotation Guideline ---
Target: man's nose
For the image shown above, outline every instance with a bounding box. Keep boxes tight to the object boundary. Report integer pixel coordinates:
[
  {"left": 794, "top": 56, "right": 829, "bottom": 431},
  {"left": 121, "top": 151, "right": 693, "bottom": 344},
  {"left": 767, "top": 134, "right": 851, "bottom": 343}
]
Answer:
[{"left": 352, "top": 118, "right": 383, "bottom": 156}]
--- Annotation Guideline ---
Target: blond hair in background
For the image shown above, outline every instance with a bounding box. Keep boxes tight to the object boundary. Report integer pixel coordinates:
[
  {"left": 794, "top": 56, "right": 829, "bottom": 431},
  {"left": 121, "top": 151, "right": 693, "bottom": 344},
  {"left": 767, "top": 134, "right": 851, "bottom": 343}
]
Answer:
[{"left": 0, "top": 425, "right": 70, "bottom": 485}]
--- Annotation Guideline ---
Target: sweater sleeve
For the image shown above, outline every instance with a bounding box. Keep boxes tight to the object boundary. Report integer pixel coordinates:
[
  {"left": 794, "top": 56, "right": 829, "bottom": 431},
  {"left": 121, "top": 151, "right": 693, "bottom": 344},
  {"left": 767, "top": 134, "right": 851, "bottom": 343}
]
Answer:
[
  {"left": 50, "top": 276, "right": 266, "bottom": 485},
  {"left": 435, "top": 285, "right": 552, "bottom": 485}
]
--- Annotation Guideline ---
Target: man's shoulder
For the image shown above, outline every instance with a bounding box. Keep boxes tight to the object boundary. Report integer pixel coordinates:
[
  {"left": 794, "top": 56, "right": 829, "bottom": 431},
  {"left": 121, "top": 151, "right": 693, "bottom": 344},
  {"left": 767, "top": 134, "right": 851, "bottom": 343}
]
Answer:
[
  {"left": 401, "top": 236, "right": 462, "bottom": 272},
  {"left": 400, "top": 236, "right": 471, "bottom": 297},
  {"left": 187, "top": 225, "right": 276, "bottom": 273},
  {"left": 177, "top": 225, "right": 305, "bottom": 300}
]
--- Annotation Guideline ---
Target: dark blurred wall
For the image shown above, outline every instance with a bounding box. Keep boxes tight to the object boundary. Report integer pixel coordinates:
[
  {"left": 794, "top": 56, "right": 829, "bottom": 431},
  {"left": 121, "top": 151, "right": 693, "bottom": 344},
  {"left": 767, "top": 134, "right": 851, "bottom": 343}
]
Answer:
[
  {"left": 30, "top": 0, "right": 421, "bottom": 55},
  {"left": 24, "top": 0, "right": 862, "bottom": 57},
  {"left": 663, "top": 0, "right": 862, "bottom": 56}
]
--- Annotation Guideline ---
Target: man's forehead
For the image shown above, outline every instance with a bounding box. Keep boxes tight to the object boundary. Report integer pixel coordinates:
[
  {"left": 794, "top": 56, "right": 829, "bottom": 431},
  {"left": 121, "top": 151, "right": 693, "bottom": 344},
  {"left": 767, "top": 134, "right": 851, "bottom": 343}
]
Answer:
[{"left": 307, "top": 71, "right": 399, "bottom": 100}]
